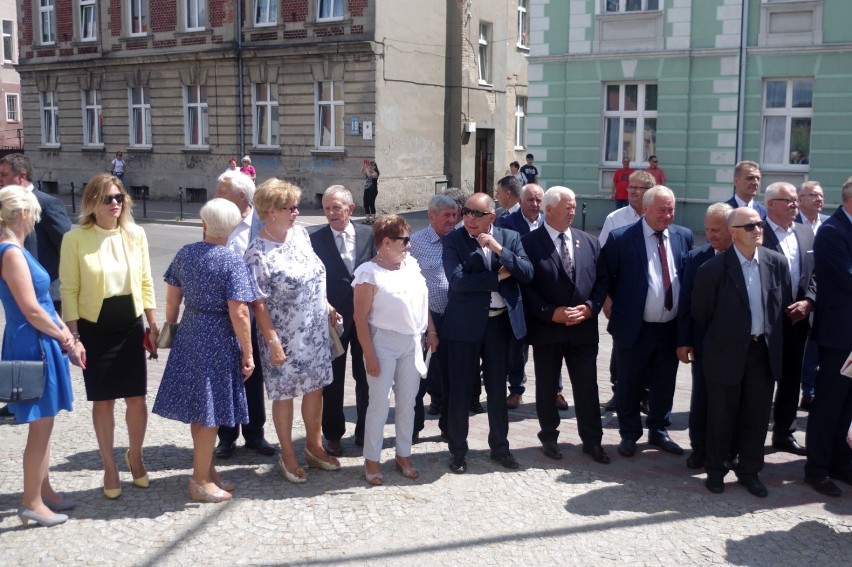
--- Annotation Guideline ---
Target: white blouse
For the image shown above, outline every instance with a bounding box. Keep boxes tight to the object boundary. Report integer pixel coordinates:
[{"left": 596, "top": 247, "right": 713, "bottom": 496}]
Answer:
[{"left": 352, "top": 256, "right": 428, "bottom": 335}]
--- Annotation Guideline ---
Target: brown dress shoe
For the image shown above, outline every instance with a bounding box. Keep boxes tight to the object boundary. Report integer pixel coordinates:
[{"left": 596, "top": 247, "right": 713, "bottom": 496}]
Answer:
[
  {"left": 555, "top": 392, "right": 569, "bottom": 411},
  {"left": 506, "top": 392, "right": 523, "bottom": 409},
  {"left": 324, "top": 439, "right": 343, "bottom": 457}
]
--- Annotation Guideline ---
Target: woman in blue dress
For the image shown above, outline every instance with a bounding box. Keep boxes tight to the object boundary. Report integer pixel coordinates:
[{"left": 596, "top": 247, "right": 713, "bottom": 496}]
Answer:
[
  {"left": 152, "top": 199, "right": 262, "bottom": 503},
  {"left": 0, "top": 186, "right": 82, "bottom": 527}
]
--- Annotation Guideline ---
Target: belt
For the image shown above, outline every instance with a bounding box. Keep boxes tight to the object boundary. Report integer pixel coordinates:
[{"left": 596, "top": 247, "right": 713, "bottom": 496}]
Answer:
[
  {"left": 488, "top": 307, "right": 507, "bottom": 317},
  {"left": 750, "top": 334, "right": 764, "bottom": 342}
]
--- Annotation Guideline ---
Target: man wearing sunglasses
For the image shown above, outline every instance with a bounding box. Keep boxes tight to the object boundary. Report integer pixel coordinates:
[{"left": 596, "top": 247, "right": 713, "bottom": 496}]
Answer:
[
  {"left": 762, "top": 182, "right": 817, "bottom": 457},
  {"left": 692, "top": 207, "right": 791, "bottom": 497},
  {"left": 442, "top": 193, "right": 533, "bottom": 474},
  {"left": 725, "top": 161, "right": 767, "bottom": 217}
]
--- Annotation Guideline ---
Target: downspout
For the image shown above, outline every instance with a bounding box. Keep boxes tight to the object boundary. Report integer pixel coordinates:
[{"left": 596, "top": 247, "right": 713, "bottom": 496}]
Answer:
[
  {"left": 236, "top": 0, "right": 245, "bottom": 156},
  {"left": 735, "top": 0, "right": 749, "bottom": 163}
]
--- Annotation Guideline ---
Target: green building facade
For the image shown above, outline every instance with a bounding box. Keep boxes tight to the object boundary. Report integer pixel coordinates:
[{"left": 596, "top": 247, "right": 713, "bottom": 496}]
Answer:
[{"left": 527, "top": 0, "right": 852, "bottom": 230}]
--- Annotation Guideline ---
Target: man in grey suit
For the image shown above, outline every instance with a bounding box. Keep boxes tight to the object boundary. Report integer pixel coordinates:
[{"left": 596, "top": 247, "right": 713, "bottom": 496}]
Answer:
[
  {"left": 309, "top": 185, "right": 374, "bottom": 456},
  {"left": 692, "top": 207, "right": 792, "bottom": 497}
]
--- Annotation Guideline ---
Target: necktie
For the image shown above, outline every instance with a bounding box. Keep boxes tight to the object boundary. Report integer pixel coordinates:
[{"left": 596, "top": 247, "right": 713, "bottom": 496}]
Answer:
[
  {"left": 558, "top": 233, "right": 574, "bottom": 279},
  {"left": 338, "top": 232, "right": 353, "bottom": 274},
  {"left": 655, "top": 231, "right": 673, "bottom": 311}
]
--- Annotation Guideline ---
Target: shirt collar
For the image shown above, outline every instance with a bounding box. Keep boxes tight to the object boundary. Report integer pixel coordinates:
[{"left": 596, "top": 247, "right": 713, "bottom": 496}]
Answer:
[
  {"left": 734, "top": 195, "right": 754, "bottom": 209},
  {"left": 330, "top": 220, "right": 354, "bottom": 239},
  {"left": 734, "top": 245, "right": 760, "bottom": 266},
  {"left": 543, "top": 221, "right": 569, "bottom": 243},
  {"left": 764, "top": 216, "right": 792, "bottom": 234},
  {"left": 642, "top": 218, "right": 668, "bottom": 238}
]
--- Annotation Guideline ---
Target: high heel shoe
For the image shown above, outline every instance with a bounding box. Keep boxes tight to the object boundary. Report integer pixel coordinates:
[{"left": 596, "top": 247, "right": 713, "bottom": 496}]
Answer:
[
  {"left": 188, "top": 478, "right": 231, "bottom": 503},
  {"left": 279, "top": 456, "right": 307, "bottom": 484},
  {"left": 395, "top": 456, "right": 419, "bottom": 480},
  {"left": 364, "top": 464, "right": 384, "bottom": 486},
  {"left": 18, "top": 506, "right": 68, "bottom": 528},
  {"left": 304, "top": 448, "right": 341, "bottom": 471},
  {"left": 46, "top": 497, "right": 76, "bottom": 512},
  {"left": 125, "top": 449, "right": 150, "bottom": 489},
  {"left": 103, "top": 486, "right": 122, "bottom": 500}
]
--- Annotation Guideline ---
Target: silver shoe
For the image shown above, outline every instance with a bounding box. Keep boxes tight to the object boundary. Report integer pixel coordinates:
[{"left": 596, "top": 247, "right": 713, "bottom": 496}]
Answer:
[{"left": 18, "top": 506, "right": 68, "bottom": 528}]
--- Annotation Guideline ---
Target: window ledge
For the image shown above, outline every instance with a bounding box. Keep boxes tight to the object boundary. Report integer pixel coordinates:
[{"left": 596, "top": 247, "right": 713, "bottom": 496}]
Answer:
[
  {"left": 305, "top": 18, "right": 353, "bottom": 28},
  {"left": 310, "top": 148, "right": 345, "bottom": 156},
  {"left": 128, "top": 146, "right": 153, "bottom": 153},
  {"left": 251, "top": 146, "right": 281, "bottom": 154},
  {"left": 120, "top": 34, "right": 153, "bottom": 43},
  {"left": 174, "top": 29, "right": 211, "bottom": 37},
  {"left": 478, "top": 80, "right": 494, "bottom": 89},
  {"left": 181, "top": 146, "right": 210, "bottom": 153},
  {"left": 39, "top": 144, "right": 61, "bottom": 151},
  {"left": 81, "top": 145, "right": 105, "bottom": 152}
]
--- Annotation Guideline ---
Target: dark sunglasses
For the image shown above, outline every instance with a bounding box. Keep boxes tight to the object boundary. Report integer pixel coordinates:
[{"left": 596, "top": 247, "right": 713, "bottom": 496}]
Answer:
[
  {"left": 390, "top": 236, "right": 411, "bottom": 245},
  {"left": 278, "top": 205, "right": 299, "bottom": 213},
  {"left": 102, "top": 193, "right": 126, "bottom": 205},
  {"left": 461, "top": 207, "right": 492, "bottom": 218},
  {"left": 731, "top": 221, "right": 764, "bottom": 232}
]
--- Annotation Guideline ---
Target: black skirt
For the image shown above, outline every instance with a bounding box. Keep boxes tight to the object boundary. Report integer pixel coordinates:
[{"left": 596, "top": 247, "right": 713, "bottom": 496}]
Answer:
[{"left": 79, "top": 294, "right": 146, "bottom": 401}]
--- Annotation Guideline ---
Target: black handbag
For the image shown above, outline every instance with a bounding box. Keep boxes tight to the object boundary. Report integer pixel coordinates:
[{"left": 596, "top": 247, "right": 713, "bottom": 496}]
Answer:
[{"left": 0, "top": 334, "right": 47, "bottom": 403}]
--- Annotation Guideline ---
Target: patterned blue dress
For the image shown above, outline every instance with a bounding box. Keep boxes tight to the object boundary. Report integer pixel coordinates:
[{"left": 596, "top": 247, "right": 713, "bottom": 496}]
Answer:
[
  {"left": 0, "top": 243, "right": 73, "bottom": 423},
  {"left": 152, "top": 242, "right": 258, "bottom": 427}
]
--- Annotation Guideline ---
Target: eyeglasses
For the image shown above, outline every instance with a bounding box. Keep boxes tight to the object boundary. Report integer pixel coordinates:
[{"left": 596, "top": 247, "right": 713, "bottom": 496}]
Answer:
[
  {"left": 278, "top": 205, "right": 299, "bottom": 213},
  {"left": 461, "top": 207, "right": 492, "bottom": 218},
  {"left": 770, "top": 198, "right": 799, "bottom": 206},
  {"left": 628, "top": 185, "right": 652, "bottom": 191},
  {"left": 731, "top": 221, "right": 765, "bottom": 232},
  {"left": 800, "top": 193, "right": 824, "bottom": 200},
  {"left": 102, "top": 193, "right": 125, "bottom": 205},
  {"left": 390, "top": 236, "right": 411, "bottom": 245},
  {"left": 650, "top": 160, "right": 658, "bottom": 164}
]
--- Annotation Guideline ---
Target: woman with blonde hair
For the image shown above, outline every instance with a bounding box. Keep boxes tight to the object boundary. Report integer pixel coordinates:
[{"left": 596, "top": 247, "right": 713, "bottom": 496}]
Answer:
[
  {"left": 59, "top": 173, "right": 158, "bottom": 500},
  {"left": 0, "top": 186, "right": 81, "bottom": 527}
]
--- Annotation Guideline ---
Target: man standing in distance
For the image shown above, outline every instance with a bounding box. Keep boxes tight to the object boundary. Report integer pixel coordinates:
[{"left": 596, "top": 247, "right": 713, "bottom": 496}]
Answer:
[
  {"left": 725, "top": 161, "right": 766, "bottom": 217},
  {"left": 645, "top": 155, "right": 666, "bottom": 186},
  {"left": 520, "top": 154, "right": 538, "bottom": 185},
  {"left": 612, "top": 158, "right": 633, "bottom": 209},
  {"left": 309, "top": 185, "right": 375, "bottom": 456}
]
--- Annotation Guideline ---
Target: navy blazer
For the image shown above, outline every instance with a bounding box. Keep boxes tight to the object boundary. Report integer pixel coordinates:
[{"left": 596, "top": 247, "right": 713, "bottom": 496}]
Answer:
[
  {"left": 495, "top": 209, "right": 542, "bottom": 236},
  {"left": 794, "top": 211, "right": 829, "bottom": 227},
  {"left": 309, "top": 222, "right": 375, "bottom": 337},
  {"left": 442, "top": 225, "right": 533, "bottom": 342},
  {"left": 22, "top": 188, "right": 72, "bottom": 282},
  {"left": 811, "top": 206, "right": 852, "bottom": 352},
  {"left": 521, "top": 225, "right": 606, "bottom": 346},
  {"left": 598, "top": 219, "right": 694, "bottom": 348},
  {"left": 676, "top": 243, "right": 716, "bottom": 351},
  {"left": 761, "top": 220, "right": 816, "bottom": 305},
  {"left": 692, "top": 246, "right": 792, "bottom": 385},
  {"left": 725, "top": 195, "right": 767, "bottom": 218}
]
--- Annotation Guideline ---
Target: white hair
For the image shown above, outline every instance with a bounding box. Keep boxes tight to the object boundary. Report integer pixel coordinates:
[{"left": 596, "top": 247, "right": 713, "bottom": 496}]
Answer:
[
  {"left": 201, "top": 198, "right": 242, "bottom": 238},
  {"left": 543, "top": 186, "right": 576, "bottom": 209},
  {"left": 217, "top": 170, "right": 256, "bottom": 202},
  {"left": 323, "top": 185, "right": 353, "bottom": 206}
]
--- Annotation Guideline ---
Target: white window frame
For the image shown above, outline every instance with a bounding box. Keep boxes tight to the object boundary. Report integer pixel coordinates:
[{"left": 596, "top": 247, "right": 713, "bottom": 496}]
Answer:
[
  {"left": 602, "top": 82, "right": 658, "bottom": 164},
  {"left": 39, "top": 0, "right": 56, "bottom": 45},
  {"left": 478, "top": 22, "right": 492, "bottom": 85},
  {"left": 40, "top": 91, "right": 60, "bottom": 147},
  {"left": 185, "top": 0, "right": 206, "bottom": 32},
  {"left": 761, "top": 78, "right": 813, "bottom": 168},
  {"left": 184, "top": 85, "right": 209, "bottom": 148},
  {"left": 317, "top": 0, "right": 344, "bottom": 21},
  {"left": 315, "top": 81, "right": 344, "bottom": 150},
  {"left": 603, "top": 0, "right": 660, "bottom": 12},
  {"left": 79, "top": 0, "right": 98, "bottom": 42},
  {"left": 517, "top": 0, "right": 529, "bottom": 49},
  {"left": 255, "top": 0, "right": 278, "bottom": 27},
  {"left": 2, "top": 20, "right": 14, "bottom": 63},
  {"left": 128, "top": 0, "right": 148, "bottom": 36},
  {"left": 81, "top": 89, "right": 103, "bottom": 147},
  {"left": 128, "top": 87, "right": 152, "bottom": 148},
  {"left": 515, "top": 96, "right": 526, "bottom": 149},
  {"left": 6, "top": 94, "right": 19, "bottom": 122},
  {"left": 253, "top": 83, "right": 279, "bottom": 148}
]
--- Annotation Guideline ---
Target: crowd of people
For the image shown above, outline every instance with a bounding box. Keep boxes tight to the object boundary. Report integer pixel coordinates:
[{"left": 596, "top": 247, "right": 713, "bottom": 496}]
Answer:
[{"left": 1, "top": 152, "right": 851, "bottom": 529}]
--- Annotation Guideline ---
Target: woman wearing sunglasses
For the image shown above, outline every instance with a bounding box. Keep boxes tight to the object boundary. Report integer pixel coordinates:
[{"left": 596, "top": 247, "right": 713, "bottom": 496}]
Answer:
[
  {"left": 353, "top": 215, "right": 433, "bottom": 485},
  {"left": 59, "top": 173, "right": 159, "bottom": 500}
]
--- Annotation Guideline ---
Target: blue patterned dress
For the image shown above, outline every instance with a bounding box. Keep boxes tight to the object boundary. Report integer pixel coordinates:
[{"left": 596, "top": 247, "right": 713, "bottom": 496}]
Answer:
[
  {"left": 152, "top": 242, "right": 258, "bottom": 427},
  {"left": 244, "top": 226, "right": 333, "bottom": 400},
  {"left": 0, "top": 243, "right": 73, "bottom": 423}
]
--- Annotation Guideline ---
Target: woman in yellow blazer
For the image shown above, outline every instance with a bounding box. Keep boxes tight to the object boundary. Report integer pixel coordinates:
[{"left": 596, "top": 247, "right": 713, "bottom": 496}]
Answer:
[{"left": 59, "top": 173, "right": 158, "bottom": 500}]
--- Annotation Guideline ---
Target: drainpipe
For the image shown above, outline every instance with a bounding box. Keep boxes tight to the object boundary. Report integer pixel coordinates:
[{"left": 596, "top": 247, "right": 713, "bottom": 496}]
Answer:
[
  {"left": 735, "top": 0, "right": 749, "bottom": 163},
  {"left": 236, "top": 0, "right": 245, "bottom": 156}
]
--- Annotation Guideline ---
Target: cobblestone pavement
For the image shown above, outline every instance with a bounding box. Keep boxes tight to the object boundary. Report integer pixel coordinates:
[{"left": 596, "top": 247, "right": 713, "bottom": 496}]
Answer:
[{"left": 1, "top": 212, "right": 850, "bottom": 565}]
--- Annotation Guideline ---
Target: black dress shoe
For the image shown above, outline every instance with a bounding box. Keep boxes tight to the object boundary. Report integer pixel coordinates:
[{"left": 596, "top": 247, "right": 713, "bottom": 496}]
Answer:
[
  {"left": 427, "top": 402, "right": 441, "bottom": 415},
  {"left": 829, "top": 469, "right": 852, "bottom": 486},
  {"left": 324, "top": 439, "right": 343, "bottom": 457},
  {"left": 737, "top": 476, "right": 768, "bottom": 498},
  {"left": 245, "top": 438, "right": 276, "bottom": 456},
  {"left": 648, "top": 434, "right": 684, "bottom": 455},
  {"left": 411, "top": 431, "right": 421, "bottom": 445},
  {"left": 583, "top": 445, "right": 611, "bottom": 464},
  {"left": 705, "top": 475, "right": 725, "bottom": 494},
  {"left": 799, "top": 395, "right": 814, "bottom": 411},
  {"left": 439, "top": 429, "right": 450, "bottom": 442},
  {"left": 470, "top": 400, "right": 486, "bottom": 414},
  {"left": 541, "top": 441, "right": 563, "bottom": 460},
  {"left": 805, "top": 475, "right": 841, "bottom": 497},
  {"left": 617, "top": 439, "right": 636, "bottom": 457},
  {"left": 686, "top": 451, "right": 705, "bottom": 470},
  {"left": 449, "top": 455, "right": 467, "bottom": 474},
  {"left": 603, "top": 396, "right": 617, "bottom": 412},
  {"left": 214, "top": 440, "right": 236, "bottom": 459},
  {"left": 772, "top": 436, "right": 807, "bottom": 456},
  {"left": 491, "top": 452, "right": 521, "bottom": 470}
]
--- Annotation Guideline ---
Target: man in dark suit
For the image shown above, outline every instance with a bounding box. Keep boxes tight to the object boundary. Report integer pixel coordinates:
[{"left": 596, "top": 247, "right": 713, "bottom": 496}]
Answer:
[
  {"left": 309, "top": 185, "right": 374, "bottom": 456},
  {"left": 213, "top": 170, "right": 275, "bottom": 457},
  {"left": 676, "top": 203, "right": 734, "bottom": 470},
  {"left": 521, "top": 186, "right": 609, "bottom": 464},
  {"left": 599, "top": 185, "right": 694, "bottom": 458},
  {"left": 804, "top": 179, "right": 852, "bottom": 497},
  {"left": 762, "top": 182, "right": 816, "bottom": 456},
  {"left": 0, "top": 153, "right": 73, "bottom": 418},
  {"left": 494, "top": 175, "right": 521, "bottom": 218},
  {"left": 443, "top": 193, "right": 533, "bottom": 473},
  {"left": 693, "top": 207, "right": 791, "bottom": 497},
  {"left": 497, "top": 183, "right": 544, "bottom": 236},
  {"left": 725, "top": 160, "right": 767, "bottom": 218}
]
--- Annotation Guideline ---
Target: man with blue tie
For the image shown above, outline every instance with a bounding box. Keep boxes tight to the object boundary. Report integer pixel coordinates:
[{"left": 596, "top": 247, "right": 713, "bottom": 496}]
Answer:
[
  {"left": 521, "top": 187, "right": 609, "bottom": 464},
  {"left": 443, "top": 193, "right": 533, "bottom": 474},
  {"left": 599, "top": 185, "right": 694, "bottom": 458},
  {"left": 725, "top": 161, "right": 767, "bottom": 217}
]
